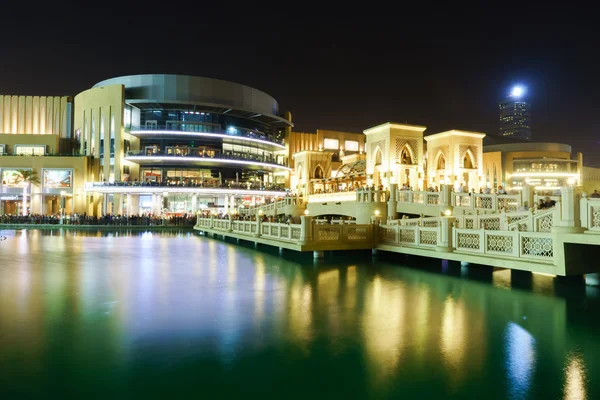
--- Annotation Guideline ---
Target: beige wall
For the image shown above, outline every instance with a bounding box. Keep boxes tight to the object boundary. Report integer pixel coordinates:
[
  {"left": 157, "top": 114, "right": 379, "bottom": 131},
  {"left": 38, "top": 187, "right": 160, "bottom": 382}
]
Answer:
[
  {"left": 288, "top": 129, "right": 365, "bottom": 168},
  {"left": 484, "top": 149, "right": 573, "bottom": 189},
  {"left": 0, "top": 133, "right": 60, "bottom": 154},
  {"left": 581, "top": 166, "right": 600, "bottom": 194},
  {"left": 74, "top": 84, "right": 139, "bottom": 182},
  {"left": 0, "top": 95, "right": 71, "bottom": 137},
  {"left": 0, "top": 155, "right": 90, "bottom": 214}
]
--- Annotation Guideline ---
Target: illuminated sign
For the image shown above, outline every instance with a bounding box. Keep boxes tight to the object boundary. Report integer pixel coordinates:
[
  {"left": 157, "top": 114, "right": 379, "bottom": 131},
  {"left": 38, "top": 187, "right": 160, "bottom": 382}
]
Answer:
[
  {"left": 43, "top": 169, "right": 73, "bottom": 188},
  {"left": 1, "top": 169, "right": 28, "bottom": 187}
]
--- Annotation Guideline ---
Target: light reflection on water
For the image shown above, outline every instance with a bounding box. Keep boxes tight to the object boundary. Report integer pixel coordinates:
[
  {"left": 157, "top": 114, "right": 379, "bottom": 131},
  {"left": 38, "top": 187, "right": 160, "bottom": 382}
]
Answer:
[{"left": 0, "top": 229, "right": 599, "bottom": 398}]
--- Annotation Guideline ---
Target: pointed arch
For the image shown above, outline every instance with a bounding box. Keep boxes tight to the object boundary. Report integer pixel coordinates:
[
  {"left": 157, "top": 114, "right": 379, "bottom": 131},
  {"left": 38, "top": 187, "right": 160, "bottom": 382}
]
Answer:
[
  {"left": 463, "top": 148, "right": 476, "bottom": 169},
  {"left": 435, "top": 151, "right": 446, "bottom": 170},
  {"left": 374, "top": 147, "right": 383, "bottom": 166},
  {"left": 313, "top": 164, "right": 324, "bottom": 179},
  {"left": 296, "top": 162, "right": 304, "bottom": 180},
  {"left": 400, "top": 144, "right": 415, "bottom": 165}
]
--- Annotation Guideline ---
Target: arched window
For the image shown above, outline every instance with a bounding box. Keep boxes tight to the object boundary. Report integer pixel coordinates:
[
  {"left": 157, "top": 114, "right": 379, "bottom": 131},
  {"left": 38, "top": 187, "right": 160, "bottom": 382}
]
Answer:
[
  {"left": 374, "top": 149, "right": 383, "bottom": 166},
  {"left": 314, "top": 165, "right": 324, "bottom": 179},
  {"left": 437, "top": 154, "right": 446, "bottom": 170},
  {"left": 463, "top": 151, "right": 474, "bottom": 169},
  {"left": 401, "top": 146, "right": 412, "bottom": 164}
]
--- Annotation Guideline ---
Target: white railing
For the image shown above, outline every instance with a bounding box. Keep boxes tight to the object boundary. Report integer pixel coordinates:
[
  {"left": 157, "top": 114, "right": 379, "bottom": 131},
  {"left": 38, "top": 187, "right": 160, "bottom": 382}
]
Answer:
[
  {"left": 455, "top": 207, "right": 556, "bottom": 232},
  {"left": 379, "top": 224, "right": 439, "bottom": 248},
  {"left": 356, "top": 189, "right": 389, "bottom": 203},
  {"left": 195, "top": 216, "right": 373, "bottom": 246},
  {"left": 239, "top": 196, "right": 304, "bottom": 215},
  {"left": 452, "top": 193, "right": 522, "bottom": 213},
  {"left": 396, "top": 190, "right": 440, "bottom": 205},
  {"left": 453, "top": 228, "right": 554, "bottom": 261},
  {"left": 307, "top": 192, "right": 356, "bottom": 203},
  {"left": 580, "top": 197, "right": 600, "bottom": 232},
  {"left": 388, "top": 216, "right": 440, "bottom": 227}
]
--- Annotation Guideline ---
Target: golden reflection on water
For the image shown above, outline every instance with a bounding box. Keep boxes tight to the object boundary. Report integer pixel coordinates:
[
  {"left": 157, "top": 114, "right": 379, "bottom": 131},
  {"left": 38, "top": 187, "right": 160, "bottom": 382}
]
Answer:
[
  {"left": 253, "top": 256, "right": 266, "bottom": 321},
  {"left": 318, "top": 269, "right": 341, "bottom": 335},
  {"left": 440, "top": 295, "right": 467, "bottom": 371},
  {"left": 288, "top": 275, "right": 313, "bottom": 343},
  {"left": 362, "top": 276, "right": 406, "bottom": 376},
  {"left": 564, "top": 352, "right": 587, "bottom": 400}
]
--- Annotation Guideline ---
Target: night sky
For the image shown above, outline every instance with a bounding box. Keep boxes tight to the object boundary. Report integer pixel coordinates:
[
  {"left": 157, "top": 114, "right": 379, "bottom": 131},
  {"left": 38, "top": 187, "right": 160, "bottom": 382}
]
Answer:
[{"left": 2, "top": 5, "right": 599, "bottom": 164}]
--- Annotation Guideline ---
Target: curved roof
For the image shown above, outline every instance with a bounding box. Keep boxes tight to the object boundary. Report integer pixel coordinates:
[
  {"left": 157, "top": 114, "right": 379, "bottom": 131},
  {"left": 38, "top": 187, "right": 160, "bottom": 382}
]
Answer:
[
  {"left": 335, "top": 160, "right": 367, "bottom": 178},
  {"left": 92, "top": 74, "right": 292, "bottom": 126},
  {"left": 483, "top": 142, "right": 571, "bottom": 153}
]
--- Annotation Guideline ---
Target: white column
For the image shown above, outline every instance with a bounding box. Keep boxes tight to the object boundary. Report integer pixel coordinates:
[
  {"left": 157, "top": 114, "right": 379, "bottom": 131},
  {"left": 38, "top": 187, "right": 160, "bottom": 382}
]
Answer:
[
  {"left": 230, "top": 195, "right": 235, "bottom": 214},
  {"left": 102, "top": 194, "right": 108, "bottom": 216},
  {"left": 224, "top": 196, "right": 229, "bottom": 214},
  {"left": 126, "top": 193, "right": 132, "bottom": 216},
  {"left": 191, "top": 195, "right": 197, "bottom": 214}
]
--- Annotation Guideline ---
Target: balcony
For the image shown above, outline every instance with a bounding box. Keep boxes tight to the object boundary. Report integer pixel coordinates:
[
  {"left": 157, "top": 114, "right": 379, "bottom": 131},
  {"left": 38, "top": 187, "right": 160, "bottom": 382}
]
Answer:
[
  {"left": 129, "top": 124, "right": 285, "bottom": 148},
  {"left": 125, "top": 150, "right": 291, "bottom": 171}
]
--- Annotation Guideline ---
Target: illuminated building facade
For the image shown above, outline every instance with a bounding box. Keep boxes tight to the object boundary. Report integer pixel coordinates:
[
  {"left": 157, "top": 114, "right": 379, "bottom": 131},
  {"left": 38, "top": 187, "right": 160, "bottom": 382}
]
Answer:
[
  {"left": 482, "top": 142, "right": 581, "bottom": 191},
  {"left": 0, "top": 95, "right": 89, "bottom": 215},
  {"left": 74, "top": 74, "right": 294, "bottom": 215}
]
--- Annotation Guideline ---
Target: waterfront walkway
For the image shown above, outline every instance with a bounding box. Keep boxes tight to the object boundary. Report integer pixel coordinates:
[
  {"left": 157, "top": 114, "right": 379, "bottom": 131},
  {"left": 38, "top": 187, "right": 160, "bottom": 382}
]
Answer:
[{"left": 196, "top": 186, "right": 600, "bottom": 276}]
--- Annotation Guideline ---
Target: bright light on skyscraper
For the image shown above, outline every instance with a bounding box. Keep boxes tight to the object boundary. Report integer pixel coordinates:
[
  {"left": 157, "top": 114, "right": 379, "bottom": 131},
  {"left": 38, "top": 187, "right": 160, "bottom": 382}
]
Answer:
[{"left": 511, "top": 85, "right": 525, "bottom": 97}]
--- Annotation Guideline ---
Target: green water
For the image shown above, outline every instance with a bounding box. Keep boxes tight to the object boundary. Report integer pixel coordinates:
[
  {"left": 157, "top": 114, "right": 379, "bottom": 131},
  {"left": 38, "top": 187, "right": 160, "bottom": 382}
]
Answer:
[{"left": 0, "top": 229, "right": 598, "bottom": 399}]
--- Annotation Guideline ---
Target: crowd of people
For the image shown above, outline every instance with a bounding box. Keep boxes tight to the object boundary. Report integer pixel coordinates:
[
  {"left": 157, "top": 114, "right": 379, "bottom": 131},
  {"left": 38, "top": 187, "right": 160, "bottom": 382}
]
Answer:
[
  {"left": 0, "top": 214, "right": 197, "bottom": 226},
  {"left": 92, "top": 180, "right": 287, "bottom": 191}
]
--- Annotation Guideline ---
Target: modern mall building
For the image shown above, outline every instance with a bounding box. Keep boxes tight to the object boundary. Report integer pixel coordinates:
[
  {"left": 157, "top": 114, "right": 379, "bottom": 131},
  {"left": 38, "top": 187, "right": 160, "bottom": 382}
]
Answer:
[{"left": 74, "top": 74, "right": 294, "bottom": 215}]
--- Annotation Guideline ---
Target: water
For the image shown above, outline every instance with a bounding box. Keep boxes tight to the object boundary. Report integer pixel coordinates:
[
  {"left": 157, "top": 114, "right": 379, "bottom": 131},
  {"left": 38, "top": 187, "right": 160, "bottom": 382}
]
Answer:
[{"left": 0, "top": 229, "right": 598, "bottom": 399}]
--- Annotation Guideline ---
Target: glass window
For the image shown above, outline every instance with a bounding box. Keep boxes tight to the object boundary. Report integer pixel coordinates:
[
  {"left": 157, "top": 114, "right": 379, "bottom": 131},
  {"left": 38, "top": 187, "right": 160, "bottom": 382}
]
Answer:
[
  {"left": 345, "top": 140, "right": 359, "bottom": 152},
  {"left": 14, "top": 145, "right": 45, "bottom": 156},
  {"left": 324, "top": 138, "right": 339, "bottom": 150}
]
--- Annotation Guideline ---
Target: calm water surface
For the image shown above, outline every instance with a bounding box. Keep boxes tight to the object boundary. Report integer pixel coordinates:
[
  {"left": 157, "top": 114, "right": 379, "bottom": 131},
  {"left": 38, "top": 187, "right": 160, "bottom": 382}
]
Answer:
[{"left": 0, "top": 229, "right": 598, "bottom": 399}]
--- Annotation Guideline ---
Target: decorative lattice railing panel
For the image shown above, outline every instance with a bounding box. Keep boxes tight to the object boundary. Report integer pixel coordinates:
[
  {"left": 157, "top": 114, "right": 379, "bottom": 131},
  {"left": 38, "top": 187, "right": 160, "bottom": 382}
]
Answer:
[
  {"left": 476, "top": 196, "right": 493, "bottom": 210},
  {"left": 317, "top": 228, "right": 341, "bottom": 241},
  {"left": 399, "top": 228, "right": 416, "bottom": 244},
  {"left": 347, "top": 227, "right": 368, "bottom": 240},
  {"left": 521, "top": 235, "right": 553, "bottom": 259},
  {"left": 419, "top": 230, "right": 438, "bottom": 246},
  {"left": 486, "top": 234, "right": 514, "bottom": 254},
  {"left": 593, "top": 207, "right": 600, "bottom": 228},
  {"left": 413, "top": 193, "right": 424, "bottom": 204},
  {"left": 381, "top": 227, "right": 397, "bottom": 243},
  {"left": 457, "top": 232, "right": 481, "bottom": 251},
  {"left": 291, "top": 228, "right": 301, "bottom": 239},
  {"left": 480, "top": 217, "right": 501, "bottom": 231},
  {"left": 427, "top": 194, "right": 440, "bottom": 205},
  {"left": 536, "top": 214, "right": 553, "bottom": 233}
]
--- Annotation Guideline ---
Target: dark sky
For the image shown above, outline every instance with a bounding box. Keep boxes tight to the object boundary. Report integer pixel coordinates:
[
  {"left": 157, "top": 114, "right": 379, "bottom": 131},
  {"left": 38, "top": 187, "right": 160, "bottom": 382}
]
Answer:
[{"left": 2, "top": 5, "right": 600, "bottom": 164}]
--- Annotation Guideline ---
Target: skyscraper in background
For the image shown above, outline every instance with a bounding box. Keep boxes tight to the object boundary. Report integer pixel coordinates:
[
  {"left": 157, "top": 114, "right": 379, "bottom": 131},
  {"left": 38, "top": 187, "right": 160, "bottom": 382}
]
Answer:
[{"left": 499, "top": 86, "right": 532, "bottom": 140}]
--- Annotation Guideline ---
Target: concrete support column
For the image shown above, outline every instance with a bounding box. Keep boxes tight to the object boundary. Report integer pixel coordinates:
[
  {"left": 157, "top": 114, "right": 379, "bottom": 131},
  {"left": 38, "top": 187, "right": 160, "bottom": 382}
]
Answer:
[
  {"left": 102, "top": 194, "right": 108, "bottom": 216},
  {"left": 230, "top": 195, "right": 235, "bottom": 214},
  {"left": 150, "top": 194, "right": 156, "bottom": 216},
  {"left": 224, "top": 196, "right": 229, "bottom": 214},
  {"left": 228, "top": 213, "right": 233, "bottom": 232},
  {"left": 522, "top": 185, "right": 534, "bottom": 210},
  {"left": 126, "top": 193, "right": 132, "bottom": 216},
  {"left": 299, "top": 215, "right": 312, "bottom": 244},
  {"left": 191, "top": 195, "right": 197, "bottom": 214},
  {"left": 130, "top": 194, "right": 139, "bottom": 215},
  {"left": 387, "top": 183, "right": 398, "bottom": 220},
  {"left": 255, "top": 212, "right": 262, "bottom": 237},
  {"left": 436, "top": 216, "right": 456, "bottom": 252},
  {"left": 553, "top": 186, "right": 583, "bottom": 233},
  {"left": 114, "top": 194, "right": 122, "bottom": 216}
]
